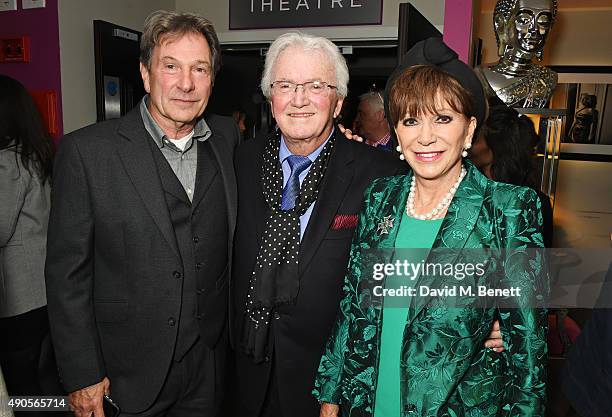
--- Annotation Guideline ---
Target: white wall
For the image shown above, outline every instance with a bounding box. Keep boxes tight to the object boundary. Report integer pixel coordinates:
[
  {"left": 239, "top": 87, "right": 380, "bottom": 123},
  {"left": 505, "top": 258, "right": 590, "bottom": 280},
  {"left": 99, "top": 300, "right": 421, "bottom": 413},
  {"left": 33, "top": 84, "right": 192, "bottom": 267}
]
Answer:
[
  {"left": 477, "top": 6, "right": 612, "bottom": 66},
  {"left": 175, "top": 0, "right": 444, "bottom": 43},
  {"left": 58, "top": 0, "right": 175, "bottom": 134}
]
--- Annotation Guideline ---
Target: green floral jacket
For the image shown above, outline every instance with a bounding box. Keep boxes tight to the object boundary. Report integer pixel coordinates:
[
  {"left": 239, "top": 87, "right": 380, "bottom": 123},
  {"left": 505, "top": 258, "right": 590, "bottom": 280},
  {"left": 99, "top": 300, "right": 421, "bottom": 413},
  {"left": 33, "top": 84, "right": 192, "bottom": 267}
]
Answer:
[{"left": 313, "top": 163, "right": 548, "bottom": 417}]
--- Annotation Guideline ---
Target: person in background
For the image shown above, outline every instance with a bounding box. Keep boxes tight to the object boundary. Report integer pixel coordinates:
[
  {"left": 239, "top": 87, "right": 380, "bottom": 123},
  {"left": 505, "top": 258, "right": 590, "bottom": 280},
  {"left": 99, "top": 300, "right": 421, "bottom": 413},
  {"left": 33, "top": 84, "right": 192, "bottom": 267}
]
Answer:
[
  {"left": 232, "top": 109, "right": 248, "bottom": 140},
  {"left": 0, "top": 75, "right": 55, "bottom": 405},
  {"left": 562, "top": 260, "right": 612, "bottom": 417},
  {"left": 470, "top": 97, "right": 553, "bottom": 247},
  {"left": 353, "top": 90, "right": 393, "bottom": 151}
]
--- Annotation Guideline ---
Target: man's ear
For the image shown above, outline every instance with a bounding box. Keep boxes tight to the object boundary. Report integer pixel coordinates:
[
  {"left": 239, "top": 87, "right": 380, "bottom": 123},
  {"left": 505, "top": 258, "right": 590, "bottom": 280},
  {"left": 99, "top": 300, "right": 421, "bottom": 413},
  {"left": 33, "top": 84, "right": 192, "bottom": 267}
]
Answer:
[
  {"left": 376, "top": 109, "right": 386, "bottom": 122},
  {"left": 269, "top": 100, "right": 276, "bottom": 119},
  {"left": 333, "top": 97, "right": 345, "bottom": 119},
  {"left": 140, "top": 62, "right": 151, "bottom": 93}
]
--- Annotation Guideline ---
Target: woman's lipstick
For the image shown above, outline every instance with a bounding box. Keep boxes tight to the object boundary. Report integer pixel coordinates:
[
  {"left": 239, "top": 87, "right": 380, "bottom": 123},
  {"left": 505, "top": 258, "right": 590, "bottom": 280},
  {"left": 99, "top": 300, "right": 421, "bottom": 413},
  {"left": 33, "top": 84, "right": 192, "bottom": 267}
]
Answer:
[{"left": 414, "top": 151, "right": 444, "bottom": 162}]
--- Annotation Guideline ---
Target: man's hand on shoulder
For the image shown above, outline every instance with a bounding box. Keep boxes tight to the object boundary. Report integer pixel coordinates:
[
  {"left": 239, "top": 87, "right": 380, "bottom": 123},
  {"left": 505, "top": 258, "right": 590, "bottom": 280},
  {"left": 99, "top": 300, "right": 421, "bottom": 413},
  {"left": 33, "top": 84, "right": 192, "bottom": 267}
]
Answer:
[
  {"left": 69, "top": 377, "right": 110, "bottom": 417},
  {"left": 338, "top": 124, "right": 364, "bottom": 143}
]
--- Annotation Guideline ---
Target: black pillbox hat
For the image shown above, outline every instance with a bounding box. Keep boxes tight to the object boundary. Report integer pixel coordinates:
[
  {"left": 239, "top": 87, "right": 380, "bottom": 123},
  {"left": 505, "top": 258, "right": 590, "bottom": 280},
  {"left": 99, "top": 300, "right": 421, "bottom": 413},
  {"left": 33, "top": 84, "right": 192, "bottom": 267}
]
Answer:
[{"left": 384, "top": 37, "right": 487, "bottom": 127}]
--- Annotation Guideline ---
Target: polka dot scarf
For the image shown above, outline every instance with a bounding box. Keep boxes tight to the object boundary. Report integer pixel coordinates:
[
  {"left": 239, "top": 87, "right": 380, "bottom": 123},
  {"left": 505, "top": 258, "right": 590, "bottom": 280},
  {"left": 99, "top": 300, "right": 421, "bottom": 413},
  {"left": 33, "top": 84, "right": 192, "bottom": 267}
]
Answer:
[{"left": 241, "top": 130, "right": 337, "bottom": 362}]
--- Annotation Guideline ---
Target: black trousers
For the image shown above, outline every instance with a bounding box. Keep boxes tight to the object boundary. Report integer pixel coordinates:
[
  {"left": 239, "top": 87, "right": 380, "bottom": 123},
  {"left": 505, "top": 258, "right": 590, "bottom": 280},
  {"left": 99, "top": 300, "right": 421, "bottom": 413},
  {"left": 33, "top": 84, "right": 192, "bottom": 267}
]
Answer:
[
  {"left": 0, "top": 306, "right": 67, "bottom": 417},
  {"left": 259, "top": 367, "right": 284, "bottom": 417},
  {"left": 0, "top": 306, "right": 49, "bottom": 394},
  {"left": 121, "top": 336, "right": 227, "bottom": 417}
]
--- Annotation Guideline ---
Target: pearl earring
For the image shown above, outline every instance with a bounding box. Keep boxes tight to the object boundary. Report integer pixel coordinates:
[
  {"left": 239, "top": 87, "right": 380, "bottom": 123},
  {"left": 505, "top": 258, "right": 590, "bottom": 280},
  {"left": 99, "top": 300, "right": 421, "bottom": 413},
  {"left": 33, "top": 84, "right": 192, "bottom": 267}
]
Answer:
[
  {"left": 396, "top": 145, "right": 405, "bottom": 160},
  {"left": 462, "top": 142, "right": 472, "bottom": 158}
]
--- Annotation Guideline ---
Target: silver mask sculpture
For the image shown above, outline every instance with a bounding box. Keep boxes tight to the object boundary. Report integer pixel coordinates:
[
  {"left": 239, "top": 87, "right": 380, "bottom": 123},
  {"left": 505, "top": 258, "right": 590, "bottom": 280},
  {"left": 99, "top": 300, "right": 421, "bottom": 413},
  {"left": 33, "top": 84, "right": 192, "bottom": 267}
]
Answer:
[{"left": 477, "top": 0, "right": 558, "bottom": 108}]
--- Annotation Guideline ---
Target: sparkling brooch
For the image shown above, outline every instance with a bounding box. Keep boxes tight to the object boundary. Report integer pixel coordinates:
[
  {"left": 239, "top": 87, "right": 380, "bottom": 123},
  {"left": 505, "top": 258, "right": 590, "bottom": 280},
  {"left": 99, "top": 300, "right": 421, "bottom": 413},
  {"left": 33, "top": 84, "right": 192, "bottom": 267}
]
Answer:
[{"left": 377, "top": 215, "right": 394, "bottom": 235}]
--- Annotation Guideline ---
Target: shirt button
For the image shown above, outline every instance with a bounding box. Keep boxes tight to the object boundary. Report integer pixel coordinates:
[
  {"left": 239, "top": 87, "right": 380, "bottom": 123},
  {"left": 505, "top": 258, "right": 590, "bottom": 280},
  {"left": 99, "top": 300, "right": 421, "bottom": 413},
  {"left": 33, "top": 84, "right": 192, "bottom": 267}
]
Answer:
[
  {"left": 187, "top": 188, "right": 193, "bottom": 195},
  {"left": 197, "top": 288, "right": 205, "bottom": 295},
  {"left": 168, "top": 317, "right": 176, "bottom": 326},
  {"left": 173, "top": 271, "right": 182, "bottom": 279},
  {"left": 193, "top": 236, "right": 199, "bottom": 243},
  {"left": 196, "top": 262, "right": 203, "bottom": 270},
  {"left": 181, "top": 155, "right": 185, "bottom": 160}
]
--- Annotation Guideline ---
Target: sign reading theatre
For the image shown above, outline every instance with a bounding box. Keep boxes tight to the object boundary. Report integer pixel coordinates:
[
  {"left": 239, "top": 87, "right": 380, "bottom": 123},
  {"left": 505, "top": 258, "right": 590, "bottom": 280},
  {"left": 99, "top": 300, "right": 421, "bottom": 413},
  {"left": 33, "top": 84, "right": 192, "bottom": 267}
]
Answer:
[{"left": 229, "top": 0, "right": 383, "bottom": 30}]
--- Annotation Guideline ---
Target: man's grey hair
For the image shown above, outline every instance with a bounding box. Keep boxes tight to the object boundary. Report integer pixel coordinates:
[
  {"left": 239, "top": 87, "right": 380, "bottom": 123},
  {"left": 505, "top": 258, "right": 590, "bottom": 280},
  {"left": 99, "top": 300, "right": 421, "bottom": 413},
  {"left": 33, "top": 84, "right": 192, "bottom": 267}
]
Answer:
[
  {"left": 260, "top": 32, "right": 349, "bottom": 99},
  {"left": 140, "top": 10, "right": 221, "bottom": 81},
  {"left": 359, "top": 90, "right": 385, "bottom": 113}
]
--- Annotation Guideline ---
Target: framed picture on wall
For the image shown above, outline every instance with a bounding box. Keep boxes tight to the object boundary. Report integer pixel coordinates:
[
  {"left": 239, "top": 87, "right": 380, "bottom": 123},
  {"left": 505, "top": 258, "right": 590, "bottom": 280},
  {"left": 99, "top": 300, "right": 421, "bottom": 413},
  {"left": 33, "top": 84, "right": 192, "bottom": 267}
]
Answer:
[{"left": 550, "top": 66, "right": 612, "bottom": 146}]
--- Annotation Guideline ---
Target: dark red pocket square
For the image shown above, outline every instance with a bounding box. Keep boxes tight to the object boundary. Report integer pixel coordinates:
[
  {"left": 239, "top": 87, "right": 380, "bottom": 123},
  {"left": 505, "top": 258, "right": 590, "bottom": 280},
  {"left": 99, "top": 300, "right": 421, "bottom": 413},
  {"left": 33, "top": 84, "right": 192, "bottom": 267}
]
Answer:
[{"left": 331, "top": 214, "right": 358, "bottom": 230}]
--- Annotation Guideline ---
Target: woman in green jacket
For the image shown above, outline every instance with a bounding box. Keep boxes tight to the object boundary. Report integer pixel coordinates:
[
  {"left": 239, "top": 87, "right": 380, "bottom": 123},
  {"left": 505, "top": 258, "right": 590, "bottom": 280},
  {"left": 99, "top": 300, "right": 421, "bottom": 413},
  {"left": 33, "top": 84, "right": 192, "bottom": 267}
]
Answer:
[{"left": 314, "top": 38, "right": 548, "bottom": 417}]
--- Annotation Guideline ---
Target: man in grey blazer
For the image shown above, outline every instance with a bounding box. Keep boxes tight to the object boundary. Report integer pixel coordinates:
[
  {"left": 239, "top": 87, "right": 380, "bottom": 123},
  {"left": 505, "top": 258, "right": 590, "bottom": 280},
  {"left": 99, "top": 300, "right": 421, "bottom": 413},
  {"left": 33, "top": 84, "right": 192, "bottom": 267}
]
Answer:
[{"left": 45, "top": 11, "right": 238, "bottom": 417}]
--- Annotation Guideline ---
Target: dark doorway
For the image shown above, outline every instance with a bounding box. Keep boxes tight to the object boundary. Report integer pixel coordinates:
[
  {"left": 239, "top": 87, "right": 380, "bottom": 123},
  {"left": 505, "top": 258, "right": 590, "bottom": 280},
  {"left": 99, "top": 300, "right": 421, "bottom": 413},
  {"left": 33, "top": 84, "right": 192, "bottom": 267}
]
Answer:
[
  {"left": 206, "top": 47, "right": 268, "bottom": 140},
  {"left": 94, "top": 20, "right": 145, "bottom": 122}
]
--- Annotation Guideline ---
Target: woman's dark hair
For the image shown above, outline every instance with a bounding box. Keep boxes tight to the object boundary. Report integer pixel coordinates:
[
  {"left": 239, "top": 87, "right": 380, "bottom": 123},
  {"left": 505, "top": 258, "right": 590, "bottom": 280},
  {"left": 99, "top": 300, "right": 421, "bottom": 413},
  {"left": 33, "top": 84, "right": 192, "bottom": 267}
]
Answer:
[
  {"left": 0, "top": 75, "right": 54, "bottom": 182},
  {"left": 479, "top": 102, "right": 539, "bottom": 189}
]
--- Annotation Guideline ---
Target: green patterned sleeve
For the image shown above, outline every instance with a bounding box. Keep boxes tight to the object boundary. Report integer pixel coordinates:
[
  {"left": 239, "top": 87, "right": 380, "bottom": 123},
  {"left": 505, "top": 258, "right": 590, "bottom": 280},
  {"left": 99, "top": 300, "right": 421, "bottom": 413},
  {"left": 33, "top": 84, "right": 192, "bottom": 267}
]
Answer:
[
  {"left": 497, "top": 187, "right": 548, "bottom": 416},
  {"left": 313, "top": 179, "right": 379, "bottom": 404}
]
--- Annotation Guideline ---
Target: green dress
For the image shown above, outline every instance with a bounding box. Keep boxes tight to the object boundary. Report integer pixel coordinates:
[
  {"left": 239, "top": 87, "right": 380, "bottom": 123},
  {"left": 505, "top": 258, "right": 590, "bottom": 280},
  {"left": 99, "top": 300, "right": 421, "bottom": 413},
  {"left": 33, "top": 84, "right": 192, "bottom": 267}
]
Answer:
[
  {"left": 374, "top": 215, "right": 443, "bottom": 417},
  {"left": 313, "top": 162, "right": 548, "bottom": 417}
]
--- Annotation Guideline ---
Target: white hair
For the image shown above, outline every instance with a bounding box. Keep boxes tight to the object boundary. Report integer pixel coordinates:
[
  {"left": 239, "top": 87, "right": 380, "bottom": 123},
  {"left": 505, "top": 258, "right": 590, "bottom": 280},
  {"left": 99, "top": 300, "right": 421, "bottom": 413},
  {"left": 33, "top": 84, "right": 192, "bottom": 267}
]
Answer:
[
  {"left": 260, "top": 32, "right": 349, "bottom": 99},
  {"left": 359, "top": 91, "right": 385, "bottom": 113}
]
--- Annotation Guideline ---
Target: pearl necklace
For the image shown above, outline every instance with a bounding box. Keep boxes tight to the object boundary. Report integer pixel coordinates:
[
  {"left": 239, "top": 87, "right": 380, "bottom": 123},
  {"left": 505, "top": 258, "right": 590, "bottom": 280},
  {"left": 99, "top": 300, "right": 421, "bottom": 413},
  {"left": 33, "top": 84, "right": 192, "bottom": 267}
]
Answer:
[{"left": 406, "top": 165, "right": 466, "bottom": 220}]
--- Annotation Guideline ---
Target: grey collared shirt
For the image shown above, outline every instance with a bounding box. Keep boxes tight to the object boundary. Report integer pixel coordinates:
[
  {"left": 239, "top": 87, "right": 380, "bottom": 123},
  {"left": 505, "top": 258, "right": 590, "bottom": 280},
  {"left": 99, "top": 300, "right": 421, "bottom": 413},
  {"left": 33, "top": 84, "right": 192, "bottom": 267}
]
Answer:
[{"left": 139, "top": 96, "right": 212, "bottom": 201}]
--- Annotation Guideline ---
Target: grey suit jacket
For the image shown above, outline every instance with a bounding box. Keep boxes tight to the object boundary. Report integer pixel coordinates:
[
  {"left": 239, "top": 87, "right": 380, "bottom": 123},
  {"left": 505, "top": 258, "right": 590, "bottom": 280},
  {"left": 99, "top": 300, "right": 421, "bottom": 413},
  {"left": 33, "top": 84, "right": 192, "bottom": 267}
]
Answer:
[
  {"left": 45, "top": 107, "right": 238, "bottom": 412},
  {"left": 0, "top": 147, "right": 50, "bottom": 317}
]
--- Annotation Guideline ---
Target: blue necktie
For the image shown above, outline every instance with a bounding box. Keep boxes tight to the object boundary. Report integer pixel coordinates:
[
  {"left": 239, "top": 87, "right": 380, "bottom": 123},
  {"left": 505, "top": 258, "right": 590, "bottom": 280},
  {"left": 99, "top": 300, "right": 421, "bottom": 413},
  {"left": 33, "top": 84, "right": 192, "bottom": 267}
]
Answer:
[{"left": 281, "top": 155, "right": 312, "bottom": 211}]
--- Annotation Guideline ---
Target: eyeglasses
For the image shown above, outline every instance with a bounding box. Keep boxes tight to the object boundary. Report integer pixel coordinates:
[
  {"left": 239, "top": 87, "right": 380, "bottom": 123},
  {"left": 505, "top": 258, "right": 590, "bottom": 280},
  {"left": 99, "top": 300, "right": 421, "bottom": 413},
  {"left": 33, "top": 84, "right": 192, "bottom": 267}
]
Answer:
[{"left": 270, "top": 80, "right": 337, "bottom": 96}]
